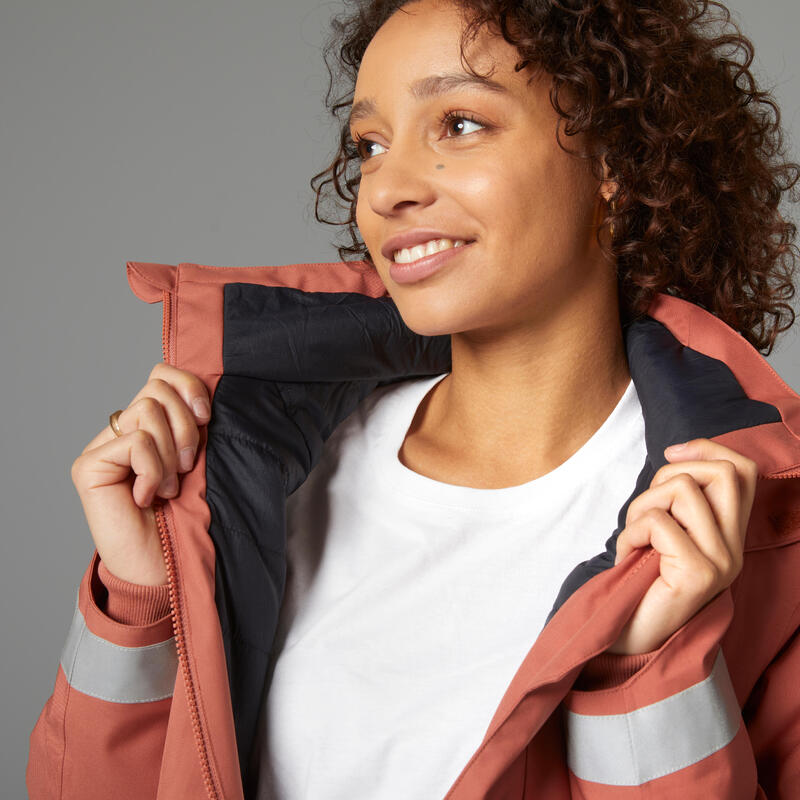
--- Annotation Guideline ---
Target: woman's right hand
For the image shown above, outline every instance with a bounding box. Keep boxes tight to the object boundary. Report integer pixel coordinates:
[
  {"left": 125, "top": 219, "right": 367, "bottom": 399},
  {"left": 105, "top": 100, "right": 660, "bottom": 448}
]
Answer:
[{"left": 71, "top": 363, "right": 212, "bottom": 586}]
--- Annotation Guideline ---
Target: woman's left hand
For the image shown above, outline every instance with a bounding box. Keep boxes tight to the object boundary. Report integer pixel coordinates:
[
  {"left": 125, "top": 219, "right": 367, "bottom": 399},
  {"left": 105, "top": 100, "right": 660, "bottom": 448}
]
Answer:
[{"left": 608, "top": 438, "right": 759, "bottom": 655}]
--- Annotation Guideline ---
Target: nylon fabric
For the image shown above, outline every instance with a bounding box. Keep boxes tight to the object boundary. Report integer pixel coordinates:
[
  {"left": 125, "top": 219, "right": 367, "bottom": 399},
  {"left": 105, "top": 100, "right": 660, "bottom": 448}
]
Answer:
[
  {"left": 209, "top": 285, "right": 782, "bottom": 794},
  {"left": 546, "top": 317, "right": 780, "bottom": 624},
  {"left": 625, "top": 318, "right": 781, "bottom": 471},
  {"left": 215, "top": 284, "right": 451, "bottom": 789}
]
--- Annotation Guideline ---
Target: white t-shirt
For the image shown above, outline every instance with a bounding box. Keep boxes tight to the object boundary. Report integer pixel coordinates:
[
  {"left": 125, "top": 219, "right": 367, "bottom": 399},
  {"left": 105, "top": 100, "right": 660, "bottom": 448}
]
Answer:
[{"left": 254, "top": 373, "right": 648, "bottom": 799}]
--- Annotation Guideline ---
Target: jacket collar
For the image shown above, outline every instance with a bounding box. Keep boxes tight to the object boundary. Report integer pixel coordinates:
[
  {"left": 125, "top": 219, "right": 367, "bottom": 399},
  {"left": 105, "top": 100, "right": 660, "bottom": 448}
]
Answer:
[
  {"left": 624, "top": 313, "right": 782, "bottom": 471},
  {"left": 220, "top": 281, "right": 799, "bottom": 480}
]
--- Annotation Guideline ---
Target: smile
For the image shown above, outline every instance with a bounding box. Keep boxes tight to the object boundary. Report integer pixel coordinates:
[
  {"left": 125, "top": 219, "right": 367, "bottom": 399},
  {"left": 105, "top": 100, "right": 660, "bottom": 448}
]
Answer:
[
  {"left": 392, "top": 238, "right": 468, "bottom": 264},
  {"left": 388, "top": 239, "right": 474, "bottom": 285}
]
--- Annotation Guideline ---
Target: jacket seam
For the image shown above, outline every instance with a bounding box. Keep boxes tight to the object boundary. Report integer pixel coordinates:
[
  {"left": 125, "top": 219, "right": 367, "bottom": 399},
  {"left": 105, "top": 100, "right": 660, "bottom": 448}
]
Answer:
[
  {"left": 58, "top": 607, "right": 89, "bottom": 799},
  {"left": 679, "top": 294, "right": 800, "bottom": 408},
  {"left": 164, "top": 499, "right": 225, "bottom": 795},
  {"left": 230, "top": 626, "right": 270, "bottom": 655},
  {"left": 212, "top": 430, "right": 289, "bottom": 492},
  {"left": 775, "top": 597, "right": 800, "bottom": 657},
  {"left": 215, "top": 522, "right": 286, "bottom": 556},
  {"left": 766, "top": 462, "right": 800, "bottom": 477},
  {"left": 731, "top": 550, "right": 750, "bottom": 609},
  {"left": 58, "top": 677, "right": 68, "bottom": 799},
  {"left": 744, "top": 536, "right": 800, "bottom": 553},
  {"left": 129, "top": 261, "right": 170, "bottom": 294},
  {"left": 178, "top": 262, "right": 366, "bottom": 272},
  {"left": 71, "top": 687, "right": 174, "bottom": 704},
  {"left": 521, "top": 735, "right": 529, "bottom": 797},
  {"left": 272, "top": 382, "right": 314, "bottom": 484}
]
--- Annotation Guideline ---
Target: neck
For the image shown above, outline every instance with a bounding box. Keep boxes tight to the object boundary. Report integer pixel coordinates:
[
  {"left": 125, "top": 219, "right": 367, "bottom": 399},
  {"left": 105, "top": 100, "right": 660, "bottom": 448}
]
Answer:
[{"left": 406, "top": 282, "right": 631, "bottom": 487}]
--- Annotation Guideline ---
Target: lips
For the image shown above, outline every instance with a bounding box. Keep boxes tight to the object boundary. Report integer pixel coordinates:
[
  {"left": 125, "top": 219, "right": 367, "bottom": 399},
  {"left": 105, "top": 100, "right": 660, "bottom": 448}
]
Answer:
[{"left": 380, "top": 228, "right": 475, "bottom": 262}]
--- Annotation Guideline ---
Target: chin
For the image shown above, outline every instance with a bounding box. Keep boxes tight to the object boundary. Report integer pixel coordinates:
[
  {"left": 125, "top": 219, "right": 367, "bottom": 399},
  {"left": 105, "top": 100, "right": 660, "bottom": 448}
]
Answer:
[
  {"left": 381, "top": 268, "right": 487, "bottom": 338},
  {"left": 390, "top": 299, "right": 470, "bottom": 339}
]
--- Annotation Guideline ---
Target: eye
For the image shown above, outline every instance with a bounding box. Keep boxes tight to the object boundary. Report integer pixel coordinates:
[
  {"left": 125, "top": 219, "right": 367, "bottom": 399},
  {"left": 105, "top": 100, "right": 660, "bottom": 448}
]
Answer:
[
  {"left": 440, "top": 111, "right": 487, "bottom": 138},
  {"left": 350, "top": 111, "right": 489, "bottom": 163},
  {"left": 352, "top": 135, "right": 387, "bottom": 162}
]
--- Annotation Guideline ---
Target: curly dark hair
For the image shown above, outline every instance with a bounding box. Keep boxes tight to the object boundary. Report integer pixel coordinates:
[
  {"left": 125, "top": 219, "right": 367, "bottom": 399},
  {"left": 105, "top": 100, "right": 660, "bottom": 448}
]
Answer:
[{"left": 309, "top": 0, "right": 799, "bottom": 354}]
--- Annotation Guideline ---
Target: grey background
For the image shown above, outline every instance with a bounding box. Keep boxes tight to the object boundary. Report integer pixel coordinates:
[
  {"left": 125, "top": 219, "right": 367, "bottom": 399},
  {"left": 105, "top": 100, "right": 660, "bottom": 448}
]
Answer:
[{"left": 2, "top": 0, "right": 798, "bottom": 795}]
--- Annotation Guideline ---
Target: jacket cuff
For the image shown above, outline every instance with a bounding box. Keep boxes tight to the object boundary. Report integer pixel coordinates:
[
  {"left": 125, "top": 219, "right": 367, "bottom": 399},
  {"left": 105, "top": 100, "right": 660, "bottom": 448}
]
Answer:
[
  {"left": 573, "top": 650, "right": 657, "bottom": 691},
  {"left": 562, "top": 591, "right": 740, "bottom": 790},
  {"left": 97, "top": 559, "right": 172, "bottom": 626}
]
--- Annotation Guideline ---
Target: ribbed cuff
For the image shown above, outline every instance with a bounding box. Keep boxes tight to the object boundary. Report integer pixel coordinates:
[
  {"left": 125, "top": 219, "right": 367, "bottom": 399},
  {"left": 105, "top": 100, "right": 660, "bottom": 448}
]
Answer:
[
  {"left": 97, "top": 560, "right": 172, "bottom": 626},
  {"left": 573, "top": 650, "right": 656, "bottom": 691}
]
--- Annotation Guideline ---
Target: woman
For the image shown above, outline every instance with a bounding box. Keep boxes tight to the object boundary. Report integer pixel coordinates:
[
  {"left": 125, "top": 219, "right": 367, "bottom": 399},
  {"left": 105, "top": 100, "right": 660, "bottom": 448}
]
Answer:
[{"left": 28, "top": 0, "right": 800, "bottom": 798}]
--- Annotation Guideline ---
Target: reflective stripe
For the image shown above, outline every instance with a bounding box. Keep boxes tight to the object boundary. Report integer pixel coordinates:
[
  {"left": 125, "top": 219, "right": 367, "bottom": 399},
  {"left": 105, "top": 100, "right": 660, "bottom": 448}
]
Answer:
[
  {"left": 60, "top": 593, "right": 177, "bottom": 703},
  {"left": 566, "top": 650, "right": 741, "bottom": 786}
]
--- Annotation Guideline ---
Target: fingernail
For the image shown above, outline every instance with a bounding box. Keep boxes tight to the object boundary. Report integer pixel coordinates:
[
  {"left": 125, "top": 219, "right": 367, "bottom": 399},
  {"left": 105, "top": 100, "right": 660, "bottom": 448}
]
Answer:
[
  {"left": 193, "top": 398, "right": 210, "bottom": 419},
  {"left": 163, "top": 475, "right": 178, "bottom": 495},
  {"left": 665, "top": 442, "right": 687, "bottom": 454},
  {"left": 179, "top": 447, "right": 195, "bottom": 472}
]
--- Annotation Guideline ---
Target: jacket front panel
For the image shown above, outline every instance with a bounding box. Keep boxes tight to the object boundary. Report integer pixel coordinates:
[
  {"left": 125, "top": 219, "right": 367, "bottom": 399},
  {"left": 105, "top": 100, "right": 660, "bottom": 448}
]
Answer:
[{"left": 28, "top": 259, "right": 800, "bottom": 800}]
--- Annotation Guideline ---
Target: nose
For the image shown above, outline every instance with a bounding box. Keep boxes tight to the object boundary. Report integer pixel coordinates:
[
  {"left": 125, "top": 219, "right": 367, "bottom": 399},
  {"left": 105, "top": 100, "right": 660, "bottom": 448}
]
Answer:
[{"left": 362, "top": 139, "right": 437, "bottom": 219}]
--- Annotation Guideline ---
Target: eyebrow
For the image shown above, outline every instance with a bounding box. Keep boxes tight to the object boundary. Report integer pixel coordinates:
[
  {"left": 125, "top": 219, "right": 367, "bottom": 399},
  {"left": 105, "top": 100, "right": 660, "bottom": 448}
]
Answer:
[{"left": 348, "top": 72, "right": 509, "bottom": 128}]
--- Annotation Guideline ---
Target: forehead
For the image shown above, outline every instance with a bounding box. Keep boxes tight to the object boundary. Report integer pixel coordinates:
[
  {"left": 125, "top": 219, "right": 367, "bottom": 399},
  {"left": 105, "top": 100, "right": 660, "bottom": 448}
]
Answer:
[{"left": 353, "top": 0, "right": 535, "bottom": 109}]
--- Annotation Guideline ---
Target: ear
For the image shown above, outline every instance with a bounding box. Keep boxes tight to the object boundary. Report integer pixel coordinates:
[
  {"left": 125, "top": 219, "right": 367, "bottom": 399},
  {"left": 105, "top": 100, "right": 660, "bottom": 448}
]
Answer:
[{"left": 599, "top": 152, "right": 618, "bottom": 203}]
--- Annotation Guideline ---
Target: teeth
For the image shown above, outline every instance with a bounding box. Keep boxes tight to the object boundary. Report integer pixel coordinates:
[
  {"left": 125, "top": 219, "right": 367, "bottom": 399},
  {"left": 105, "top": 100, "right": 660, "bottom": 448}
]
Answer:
[{"left": 392, "top": 238, "right": 467, "bottom": 264}]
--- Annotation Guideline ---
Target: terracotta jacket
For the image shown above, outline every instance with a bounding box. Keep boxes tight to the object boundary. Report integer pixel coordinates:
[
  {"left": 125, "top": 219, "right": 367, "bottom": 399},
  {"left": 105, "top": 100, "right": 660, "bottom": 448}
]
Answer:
[{"left": 28, "top": 260, "right": 800, "bottom": 799}]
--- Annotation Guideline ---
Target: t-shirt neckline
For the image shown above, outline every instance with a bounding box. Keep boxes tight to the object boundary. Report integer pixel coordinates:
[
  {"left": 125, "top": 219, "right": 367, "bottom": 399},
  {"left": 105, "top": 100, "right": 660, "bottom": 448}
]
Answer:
[{"left": 368, "top": 373, "right": 642, "bottom": 511}]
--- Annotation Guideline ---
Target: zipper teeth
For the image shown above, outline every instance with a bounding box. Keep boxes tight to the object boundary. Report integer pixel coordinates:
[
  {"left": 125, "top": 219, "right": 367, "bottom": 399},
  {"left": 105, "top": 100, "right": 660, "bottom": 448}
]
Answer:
[
  {"left": 161, "top": 289, "right": 171, "bottom": 364},
  {"left": 155, "top": 500, "right": 220, "bottom": 800},
  {"left": 159, "top": 286, "right": 220, "bottom": 799}
]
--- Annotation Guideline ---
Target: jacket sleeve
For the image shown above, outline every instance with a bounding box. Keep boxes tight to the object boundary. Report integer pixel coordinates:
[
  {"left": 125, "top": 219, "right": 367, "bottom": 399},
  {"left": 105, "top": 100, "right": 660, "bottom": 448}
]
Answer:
[
  {"left": 560, "top": 587, "right": 800, "bottom": 798},
  {"left": 27, "top": 550, "right": 177, "bottom": 800}
]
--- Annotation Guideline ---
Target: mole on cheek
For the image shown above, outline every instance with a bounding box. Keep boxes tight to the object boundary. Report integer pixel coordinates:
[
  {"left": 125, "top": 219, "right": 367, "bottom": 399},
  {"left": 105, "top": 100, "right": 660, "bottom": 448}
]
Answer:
[{"left": 435, "top": 164, "right": 445, "bottom": 170}]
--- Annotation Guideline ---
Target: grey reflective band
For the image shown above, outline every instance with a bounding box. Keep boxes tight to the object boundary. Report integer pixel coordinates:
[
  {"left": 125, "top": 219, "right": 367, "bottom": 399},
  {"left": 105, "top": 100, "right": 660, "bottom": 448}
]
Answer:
[
  {"left": 60, "top": 593, "right": 177, "bottom": 703},
  {"left": 566, "top": 650, "right": 741, "bottom": 786}
]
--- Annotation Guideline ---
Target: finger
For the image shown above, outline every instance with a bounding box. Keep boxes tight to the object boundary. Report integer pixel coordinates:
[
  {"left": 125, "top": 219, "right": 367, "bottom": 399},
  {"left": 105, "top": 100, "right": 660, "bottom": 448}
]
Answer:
[
  {"left": 129, "top": 378, "right": 202, "bottom": 474},
  {"left": 650, "top": 457, "right": 745, "bottom": 552},
  {"left": 75, "top": 428, "right": 164, "bottom": 508},
  {"left": 663, "top": 438, "right": 759, "bottom": 534},
  {"left": 632, "top": 462, "right": 739, "bottom": 541},
  {"left": 616, "top": 508, "right": 716, "bottom": 602},
  {"left": 616, "top": 508, "right": 693, "bottom": 565},
  {"left": 128, "top": 430, "right": 167, "bottom": 507},
  {"left": 623, "top": 473, "right": 734, "bottom": 573},
  {"left": 116, "top": 396, "right": 180, "bottom": 497},
  {"left": 81, "top": 422, "right": 121, "bottom": 455},
  {"left": 148, "top": 363, "right": 211, "bottom": 422}
]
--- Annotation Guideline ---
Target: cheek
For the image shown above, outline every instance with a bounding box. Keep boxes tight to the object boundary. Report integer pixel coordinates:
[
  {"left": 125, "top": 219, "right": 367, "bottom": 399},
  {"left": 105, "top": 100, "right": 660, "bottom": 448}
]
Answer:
[
  {"left": 461, "top": 159, "right": 548, "bottom": 247},
  {"left": 492, "top": 154, "right": 596, "bottom": 253},
  {"left": 442, "top": 161, "right": 529, "bottom": 239}
]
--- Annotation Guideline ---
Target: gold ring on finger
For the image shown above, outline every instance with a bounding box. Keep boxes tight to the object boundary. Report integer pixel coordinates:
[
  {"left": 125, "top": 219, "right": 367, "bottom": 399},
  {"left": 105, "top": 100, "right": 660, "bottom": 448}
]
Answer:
[{"left": 109, "top": 409, "right": 125, "bottom": 437}]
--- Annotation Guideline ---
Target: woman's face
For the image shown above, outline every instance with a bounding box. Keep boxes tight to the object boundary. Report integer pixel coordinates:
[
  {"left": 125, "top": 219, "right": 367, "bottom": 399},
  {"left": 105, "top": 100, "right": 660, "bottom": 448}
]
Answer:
[{"left": 351, "top": 0, "right": 617, "bottom": 338}]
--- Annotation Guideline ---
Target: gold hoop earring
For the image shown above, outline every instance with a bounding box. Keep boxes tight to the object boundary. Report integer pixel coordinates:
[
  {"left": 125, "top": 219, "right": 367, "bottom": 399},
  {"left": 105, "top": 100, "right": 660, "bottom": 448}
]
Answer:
[{"left": 609, "top": 199, "right": 616, "bottom": 237}]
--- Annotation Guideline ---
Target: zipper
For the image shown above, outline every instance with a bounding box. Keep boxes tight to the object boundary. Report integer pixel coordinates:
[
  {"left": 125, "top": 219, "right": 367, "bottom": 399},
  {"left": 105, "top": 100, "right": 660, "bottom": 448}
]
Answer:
[
  {"left": 161, "top": 288, "right": 176, "bottom": 366},
  {"left": 766, "top": 466, "right": 800, "bottom": 479},
  {"left": 156, "top": 286, "right": 221, "bottom": 800}
]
